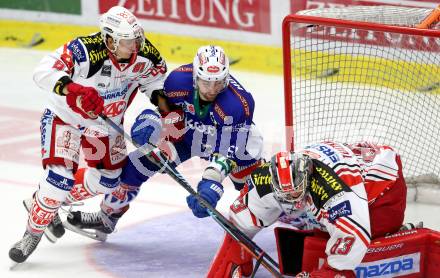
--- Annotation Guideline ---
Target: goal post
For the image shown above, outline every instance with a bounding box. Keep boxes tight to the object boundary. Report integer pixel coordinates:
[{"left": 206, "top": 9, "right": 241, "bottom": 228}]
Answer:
[{"left": 282, "top": 6, "right": 440, "bottom": 182}]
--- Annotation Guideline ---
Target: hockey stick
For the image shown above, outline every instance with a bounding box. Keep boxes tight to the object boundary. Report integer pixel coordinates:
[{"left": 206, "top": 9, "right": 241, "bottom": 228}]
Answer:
[{"left": 99, "top": 114, "right": 283, "bottom": 278}]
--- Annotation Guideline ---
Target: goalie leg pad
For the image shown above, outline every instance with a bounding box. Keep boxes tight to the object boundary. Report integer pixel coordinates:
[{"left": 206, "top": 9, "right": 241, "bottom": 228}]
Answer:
[
  {"left": 300, "top": 227, "right": 440, "bottom": 277},
  {"left": 207, "top": 233, "right": 253, "bottom": 278}
]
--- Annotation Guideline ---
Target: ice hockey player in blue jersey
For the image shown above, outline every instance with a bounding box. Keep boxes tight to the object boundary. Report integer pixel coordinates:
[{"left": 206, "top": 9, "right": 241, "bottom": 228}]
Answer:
[{"left": 65, "top": 45, "right": 264, "bottom": 237}]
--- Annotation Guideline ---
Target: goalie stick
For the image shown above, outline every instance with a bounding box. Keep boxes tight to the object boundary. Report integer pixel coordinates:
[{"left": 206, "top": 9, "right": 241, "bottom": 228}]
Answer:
[{"left": 99, "top": 114, "right": 284, "bottom": 278}]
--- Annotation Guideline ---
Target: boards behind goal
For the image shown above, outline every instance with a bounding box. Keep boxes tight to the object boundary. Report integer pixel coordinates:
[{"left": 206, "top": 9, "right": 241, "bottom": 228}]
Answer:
[{"left": 282, "top": 5, "right": 440, "bottom": 204}]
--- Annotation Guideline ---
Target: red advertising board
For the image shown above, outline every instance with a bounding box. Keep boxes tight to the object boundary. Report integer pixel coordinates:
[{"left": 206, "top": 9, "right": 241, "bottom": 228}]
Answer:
[
  {"left": 99, "top": 0, "right": 271, "bottom": 34},
  {"left": 291, "top": 0, "right": 439, "bottom": 13}
]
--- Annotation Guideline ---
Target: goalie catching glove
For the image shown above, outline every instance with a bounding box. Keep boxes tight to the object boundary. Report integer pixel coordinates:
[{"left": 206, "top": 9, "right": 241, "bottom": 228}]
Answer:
[{"left": 65, "top": 82, "right": 104, "bottom": 119}]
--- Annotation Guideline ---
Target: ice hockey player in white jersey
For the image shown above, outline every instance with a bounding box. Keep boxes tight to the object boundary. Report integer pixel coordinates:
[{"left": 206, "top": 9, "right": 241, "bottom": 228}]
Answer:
[
  {"left": 207, "top": 141, "right": 407, "bottom": 277},
  {"left": 9, "top": 6, "right": 166, "bottom": 263}
]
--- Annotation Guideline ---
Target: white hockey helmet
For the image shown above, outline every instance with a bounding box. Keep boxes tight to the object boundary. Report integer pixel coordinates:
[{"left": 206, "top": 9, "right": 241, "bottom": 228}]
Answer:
[
  {"left": 193, "top": 45, "right": 230, "bottom": 87},
  {"left": 270, "top": 151, "right": 312, "bottom": 204},
  {"left": 99, "top": 6, "right": 145, "bottom": 53}
]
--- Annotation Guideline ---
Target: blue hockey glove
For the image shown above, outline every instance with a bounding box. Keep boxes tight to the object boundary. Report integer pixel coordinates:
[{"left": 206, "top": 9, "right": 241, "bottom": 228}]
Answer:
[
  {"left": 186, "top": 179, "right": 224, "bottom": 218},
  {"left": 131, "top": 109, "right": 162, "bottom": 147}
]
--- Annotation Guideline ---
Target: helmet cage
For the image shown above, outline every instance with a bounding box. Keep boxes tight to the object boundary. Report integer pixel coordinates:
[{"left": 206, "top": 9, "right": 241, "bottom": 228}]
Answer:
[{"left": 270, "top": 152, "right": 312, "bottom": 204}]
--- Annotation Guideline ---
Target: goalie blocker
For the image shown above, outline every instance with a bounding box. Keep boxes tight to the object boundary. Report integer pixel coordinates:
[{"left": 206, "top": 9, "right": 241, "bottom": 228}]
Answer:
[{"left": 275, "top": 227, "right": 440, "bottom": 277}]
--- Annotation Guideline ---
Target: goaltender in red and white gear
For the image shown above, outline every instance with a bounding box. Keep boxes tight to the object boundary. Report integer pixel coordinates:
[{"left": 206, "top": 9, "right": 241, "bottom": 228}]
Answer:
[{"left": 206, "top": 140, "right": 440, "bottom": 277}]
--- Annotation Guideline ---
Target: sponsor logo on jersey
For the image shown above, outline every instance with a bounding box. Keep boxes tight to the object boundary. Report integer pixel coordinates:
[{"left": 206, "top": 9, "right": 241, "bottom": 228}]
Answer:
[
  {"left": 104, "top": 100, "right": 127, "bottom": 117},
  {"left": 230, "top": 194, "right": 247, "bottom": 214},
  {"left": 175, "top": 65, "right": 193, "bottom": 72},
  {"left": 46, "top": 170, "right": 74, "bottom": 191},
  {"left": 186, "top": 118, "right": 217, "bottom": 136},
  {"left": 229, "top": 80, "right": 250, "bottom": 117},
  {"left": 139, "top": 43, "right": 162, "bottom": 61},
  {"left": 214, "top": 103, "right": 226, "bottom": 121},
  {"left": 99, "top": 176, "right": 119, "bottom": 189},
  {"left": 328, "top": 200, "right": 352, "bottom": 223},
  {"left": 183, "top": 102, "right": 195, "bottom": 114},
  {"left": 315, "top": 166, "right": 343, "bottom": 191},
  {"left": 252, "top": 172, "right": 272, "bottom": 186},
  {"left": 40, "top": 109, "right": 54, "bottom": 151},
  {"left": 81, "top": 36, "right": 103, "bottom": 45},
  {"left": 101, "top": 65, "right": 112, "bottom": 77},
  {"left": 355, "top": 252, "right": 420, "bottom": 277},
  {"left": 310, "top": 178, "right": 330, "bottom": 202},
  {"left": 68, "top": 40, "right": 86, "bottom": 63},
  {"left": 314, "top": 144, "right": 340, "bottom": 163},
  {"left": 89, "top": 49, "right": 107, "bottom": 65},
  {"left": 167, "top": 90, "right": 190, "bottom": 98},
  {"left": 102, "top": 88, "right": 128, "bottom": 100}
]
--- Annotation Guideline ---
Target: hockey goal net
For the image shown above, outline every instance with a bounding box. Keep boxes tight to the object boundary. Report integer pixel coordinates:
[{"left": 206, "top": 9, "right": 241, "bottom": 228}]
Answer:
[{"left": 283, "top": 6, "right": 440, "bottom": 184}]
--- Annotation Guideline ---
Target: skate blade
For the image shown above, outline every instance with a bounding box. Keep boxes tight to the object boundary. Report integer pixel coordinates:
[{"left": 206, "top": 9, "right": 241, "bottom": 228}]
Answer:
[
  {"left": 23, "top": 199, "right": 58, "bottom": 244},
  {"left": 63, "top": 221, "right": 108, "bottom": 242}
]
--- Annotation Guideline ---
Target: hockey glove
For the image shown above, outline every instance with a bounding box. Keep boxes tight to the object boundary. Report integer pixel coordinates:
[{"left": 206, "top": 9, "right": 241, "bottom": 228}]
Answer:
[
  {"left": 186, "top": 179, "right": 223, "bottom": 218},
  {"left": 65, "top": 83, "right": 104, "bottom": 119},
  {"left": 131, "top": 109, "right": 162, "bottom": 147}
]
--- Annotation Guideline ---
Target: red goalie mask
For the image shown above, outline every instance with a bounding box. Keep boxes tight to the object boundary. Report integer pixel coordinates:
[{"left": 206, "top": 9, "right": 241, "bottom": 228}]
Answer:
[{"left": 270, "top": 151, "right": 312, "bottom": 203}]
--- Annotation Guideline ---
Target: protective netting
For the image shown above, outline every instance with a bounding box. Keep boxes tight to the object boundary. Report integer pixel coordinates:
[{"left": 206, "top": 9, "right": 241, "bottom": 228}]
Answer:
[
  {"left": 297, "top": 6, "right": 439, "bottom": 28},
  {"left": 285, "top": 6, "right": 440, "bottom": 177}
]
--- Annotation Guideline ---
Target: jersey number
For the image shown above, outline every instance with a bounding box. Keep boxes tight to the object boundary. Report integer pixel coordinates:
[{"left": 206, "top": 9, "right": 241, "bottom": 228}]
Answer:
[{"left": 330, "top": 237, "right": 355, "bottom": 255}]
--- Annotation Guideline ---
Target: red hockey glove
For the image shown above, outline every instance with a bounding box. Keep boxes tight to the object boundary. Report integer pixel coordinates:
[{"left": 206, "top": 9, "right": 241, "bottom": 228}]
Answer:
[
  {"left": 65, "top": 83, "right": 104, "bottom": 119},
  {"left": 159, "top": 108, "right": 185, "bottom": 142}
]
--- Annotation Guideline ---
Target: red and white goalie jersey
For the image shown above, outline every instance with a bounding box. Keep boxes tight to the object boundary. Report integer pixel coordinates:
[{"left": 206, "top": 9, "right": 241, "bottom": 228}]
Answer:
[
  {"left": 33, "top": 32, "right": 167, "bottom": 128},
  {"left": 229, "top": 141, "right": 403, "bottom": 271}
]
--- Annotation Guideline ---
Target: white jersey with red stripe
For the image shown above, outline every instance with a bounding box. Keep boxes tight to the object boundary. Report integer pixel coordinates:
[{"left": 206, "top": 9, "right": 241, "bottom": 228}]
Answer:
[
  {"left": 229, "top": 141, "right": 401, "bottom": 271},
  {"left": 33, "top": 32, "right": 166, "bottom": 130}
]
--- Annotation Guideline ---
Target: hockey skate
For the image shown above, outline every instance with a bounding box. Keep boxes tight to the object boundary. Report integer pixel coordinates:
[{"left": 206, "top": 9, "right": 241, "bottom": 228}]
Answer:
[
  {"left": 9, "top": 231, "right": 43, "bottom": 263},
  {"left": 23, "top": 198, "right": 65, "bottom": 243},
  {"left": 63, "top": 210, "right": 123, "bottom": 242}
]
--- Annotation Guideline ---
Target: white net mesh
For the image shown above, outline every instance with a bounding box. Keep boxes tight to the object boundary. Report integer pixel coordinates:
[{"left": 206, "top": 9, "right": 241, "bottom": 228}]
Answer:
[
  {"left": 297, "top": 6, "right": 437, "bottom": 28},
  {"left": 287, "top": 6, "right": 440, "bottom": 177}
]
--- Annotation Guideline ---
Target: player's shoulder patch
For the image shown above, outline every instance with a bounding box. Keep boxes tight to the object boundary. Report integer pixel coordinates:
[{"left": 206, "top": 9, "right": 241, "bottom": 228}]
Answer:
[
  {"left": 309, "top": 159, "right": 352, "bottom": 209},
  {"left": 67, "top": 39, "right": 87, "bottom": 63},
  {"left": 248, "top": 163, "right": 273, "bottom": 198},
  {"left": 138, "top": 38, "right": 163, "bottom": 66}
]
